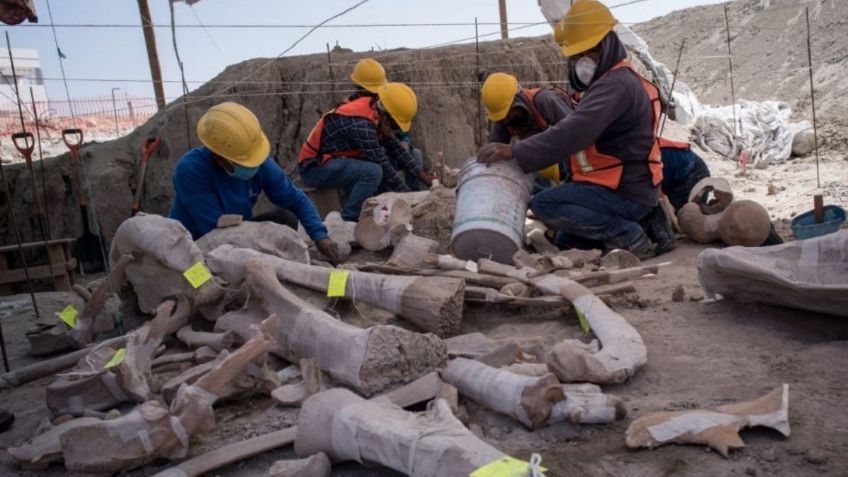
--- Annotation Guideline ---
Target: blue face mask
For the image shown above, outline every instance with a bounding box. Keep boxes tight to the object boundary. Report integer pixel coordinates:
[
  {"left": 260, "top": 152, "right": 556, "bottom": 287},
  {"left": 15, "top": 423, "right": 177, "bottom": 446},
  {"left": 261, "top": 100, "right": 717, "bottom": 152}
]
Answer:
[{"left": 226, "top": 163, "right": 259, "bottom": 180}]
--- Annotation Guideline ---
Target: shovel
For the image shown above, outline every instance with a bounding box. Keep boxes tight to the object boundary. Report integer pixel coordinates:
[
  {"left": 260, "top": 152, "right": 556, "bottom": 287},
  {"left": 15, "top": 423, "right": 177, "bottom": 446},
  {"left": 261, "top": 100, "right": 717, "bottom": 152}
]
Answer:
[
  {"left": 63, "top": 128, "right": 105, "bottom": 274},
  {"left": 12, "top": 132, "right": 49, "bottom": 238},
  {"left": 131, "top": 136, "right": 161, "bottom": 216}
]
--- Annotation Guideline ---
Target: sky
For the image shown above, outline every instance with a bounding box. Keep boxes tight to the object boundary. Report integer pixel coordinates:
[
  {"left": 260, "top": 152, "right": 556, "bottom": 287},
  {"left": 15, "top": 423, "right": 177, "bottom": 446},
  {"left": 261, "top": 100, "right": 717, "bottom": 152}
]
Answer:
[{"left": 6, "top": 0, "right": 728, "bottom": 102}]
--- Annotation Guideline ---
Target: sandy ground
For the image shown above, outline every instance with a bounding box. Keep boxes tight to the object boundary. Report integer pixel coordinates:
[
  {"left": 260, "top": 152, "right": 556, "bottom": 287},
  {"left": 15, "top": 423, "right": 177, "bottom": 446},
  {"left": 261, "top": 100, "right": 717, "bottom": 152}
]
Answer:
[{"left": 0, "top": 238, "right": 846, "bottom": 476}]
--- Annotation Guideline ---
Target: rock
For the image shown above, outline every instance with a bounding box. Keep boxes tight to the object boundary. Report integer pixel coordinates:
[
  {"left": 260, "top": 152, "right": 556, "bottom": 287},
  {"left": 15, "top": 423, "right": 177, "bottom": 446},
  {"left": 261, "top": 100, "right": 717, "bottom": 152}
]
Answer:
[
  {"left": 672, "top": 285, "right": 686, "bottom": 302},
  {"left": 761, "top": 448, "right": 778, "bottom": 462},
  {"left": 268, "top": 452, "right": 331, "bottom": 477},
  {"left": 745, "top": 467, "right": 758, "bottom": 476},
  {"left": 600, "top": 249, "right": 641, "bottom": 270},
  {"left": 791, "top": 128, "right": 815, "bottom": 157},
  {"left": 689, "top": 294, "right": 705, "bottom": 302},
  {"left": 804, "top": 449, "right": 827, "bottom": 466}
]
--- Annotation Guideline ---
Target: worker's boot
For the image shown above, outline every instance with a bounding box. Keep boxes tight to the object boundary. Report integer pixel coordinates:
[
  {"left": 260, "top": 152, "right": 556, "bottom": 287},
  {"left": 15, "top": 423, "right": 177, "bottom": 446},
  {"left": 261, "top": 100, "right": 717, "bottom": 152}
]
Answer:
[
  {"left": 0, "top": 408, "right": 14, "bottom": 433},
  {"left": 641, "top": 206, "right": 676, "bottom": 256}
]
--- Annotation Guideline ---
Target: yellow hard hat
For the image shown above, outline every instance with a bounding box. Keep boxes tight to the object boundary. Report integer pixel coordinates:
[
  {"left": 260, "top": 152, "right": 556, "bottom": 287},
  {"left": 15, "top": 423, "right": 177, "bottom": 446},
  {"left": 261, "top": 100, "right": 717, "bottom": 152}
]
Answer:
[
  {"left": 351, "top": 58, "right": 388, "bottom": 93},
  {"left": 538, "top": 163, "right": 561, "bottom": 184},
  {"left": 378, "top": 82, "right": 418, "bottom": 132},
  {"left": 556, "top": 0, "right": 618, "bottom": 57},
  {"left": 196, "top": 102, "right": 270, "bottom": 167},
  {"left": 481, "top": 73, "right": 520, "bottom": 122}
]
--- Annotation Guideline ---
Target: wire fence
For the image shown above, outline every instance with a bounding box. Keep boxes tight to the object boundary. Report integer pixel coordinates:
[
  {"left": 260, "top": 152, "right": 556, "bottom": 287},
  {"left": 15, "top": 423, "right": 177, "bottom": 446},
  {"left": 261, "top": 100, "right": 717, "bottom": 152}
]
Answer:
[{"left": 0, "top": 95, "right": 157, "bottom": 137}]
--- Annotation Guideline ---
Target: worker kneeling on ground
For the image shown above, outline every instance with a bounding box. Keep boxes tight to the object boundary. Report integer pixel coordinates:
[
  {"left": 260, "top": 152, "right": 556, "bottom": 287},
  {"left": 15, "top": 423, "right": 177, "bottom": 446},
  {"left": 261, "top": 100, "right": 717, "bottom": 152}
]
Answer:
[
  {"left": 169, "top": 101, "right": 340, "bottom": 263},
  {"left": 348, "top": 58, "right": 426, "bottom": 190},
  {"left": 297, "top": 82, "right": 432, "bottom": 221},
  {"left": 658, "top": 138, "right": 711, "bottom": 212},
  {"left": 477, "top": 0, "right": 668, "bottom": 258},
  {"left": 482, "top": 72, "right": 574, "bottom": 188}
]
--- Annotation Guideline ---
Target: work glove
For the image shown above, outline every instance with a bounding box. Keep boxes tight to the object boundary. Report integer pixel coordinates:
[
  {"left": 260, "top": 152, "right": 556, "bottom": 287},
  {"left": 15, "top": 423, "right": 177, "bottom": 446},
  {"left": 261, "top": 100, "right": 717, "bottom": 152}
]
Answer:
[{"left": 316, "top": 238, "right": 341, "bottom": 265}]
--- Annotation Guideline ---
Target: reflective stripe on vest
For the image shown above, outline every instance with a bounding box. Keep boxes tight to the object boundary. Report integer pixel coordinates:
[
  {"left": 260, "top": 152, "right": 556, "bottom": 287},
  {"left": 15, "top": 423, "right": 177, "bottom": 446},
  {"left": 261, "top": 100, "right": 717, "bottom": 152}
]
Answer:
[
  {"left": 570, "top": 60, "right": 664, "bottom": 190},
  {"left": 297, "top": 96, "right": 380, "bottom": 164}
]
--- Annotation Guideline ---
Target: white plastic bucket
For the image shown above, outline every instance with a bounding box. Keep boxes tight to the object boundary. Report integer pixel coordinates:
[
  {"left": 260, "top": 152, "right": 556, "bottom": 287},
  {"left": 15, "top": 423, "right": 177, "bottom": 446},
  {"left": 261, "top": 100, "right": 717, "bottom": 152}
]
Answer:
[{"left": 451, "top": 158, "right": 534, "bottom": 264}]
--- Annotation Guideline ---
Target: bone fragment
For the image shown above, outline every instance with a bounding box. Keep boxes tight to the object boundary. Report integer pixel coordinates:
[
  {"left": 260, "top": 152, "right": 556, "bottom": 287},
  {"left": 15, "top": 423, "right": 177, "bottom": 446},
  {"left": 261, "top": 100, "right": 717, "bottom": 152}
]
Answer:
[
  {"left": 387, "top": 233, "right": 439, "bottom": 269},
  {"left": 7, "top": 417, "right": 103, "bottom": 468},
  {"left": 243, "top": 259, "right": 447, "bottom": 396},
  {"left": 626, "top": 384, "right": 790, "bottom": 457},
  {"left": 355, "top": 196, "right": 412, "bottom": 251},
  {"left": 375, "top": 371, "right": 444, "bottom": 408},
  {"left": 208, "top": 246, "right": 464, "bottom": 337},
  {"left": 295, "top": 388, "right": 505, "bottom": 477},
  {"left": 267, "top": 453, "right": 331, "bottom": 477},
  {"left": 196, "top": 220, "right": 310, "bottom": 264},
  {"left": 70, "top": 253, "right": 134, "bottom": 347},
  {"left": 176, "top": 326, "right": 235, "bottom": 351},
  {"left": 271, "top": 359, "right": 322, "bottom": 407}
]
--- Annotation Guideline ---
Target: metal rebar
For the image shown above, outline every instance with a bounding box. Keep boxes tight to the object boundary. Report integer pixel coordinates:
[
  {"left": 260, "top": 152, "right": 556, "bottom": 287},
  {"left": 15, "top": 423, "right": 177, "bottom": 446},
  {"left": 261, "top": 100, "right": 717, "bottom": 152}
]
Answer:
[
  {"left": 169, "top": 0, "right": 192, "bottom": 150},
  {"left": 723, "top": 4, "right": 739, "bottom": 139},
  {"left": 659, "top": 38, "right": 686, "bottom": 139},
  {"left": 0, "top": 311, "right": 9, "bottom": 372},
  {"left": 326, "top": 43, "right": 337, "bottom": 104},
  {"left": 805, "top": 6, "right": 821, "bottom": 189},
  {"left": 30, "top": 88, "right": 51, "bottom": 236},
  {"left": 475, "top": 17, "right": 482, "bottom": 147},
  {"left": 111, "top": 87, "right": 121, "bottom": 137},
  {"left": 0, "top": 159, "right": 40, "bottom": 320}
]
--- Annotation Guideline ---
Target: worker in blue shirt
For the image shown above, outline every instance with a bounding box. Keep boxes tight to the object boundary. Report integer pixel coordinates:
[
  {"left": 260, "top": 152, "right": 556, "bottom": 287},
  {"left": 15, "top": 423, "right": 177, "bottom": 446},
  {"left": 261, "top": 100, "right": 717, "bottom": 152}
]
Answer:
[{"left": 169, "top": 102, "right": 340, "bottom": 263}]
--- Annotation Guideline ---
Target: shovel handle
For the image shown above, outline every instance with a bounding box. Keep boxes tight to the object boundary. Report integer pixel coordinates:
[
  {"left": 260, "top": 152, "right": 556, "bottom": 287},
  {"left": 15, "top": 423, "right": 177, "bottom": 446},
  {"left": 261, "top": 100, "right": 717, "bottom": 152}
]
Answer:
[
  {"left": 11, "top": 132, "right": 35, "bottom": 158},
  {"left": 141, "top": 136, "right": 161, "bottom": 161},
  {"left": 62, "top": 128, "right": 84, "bottom": 151}
]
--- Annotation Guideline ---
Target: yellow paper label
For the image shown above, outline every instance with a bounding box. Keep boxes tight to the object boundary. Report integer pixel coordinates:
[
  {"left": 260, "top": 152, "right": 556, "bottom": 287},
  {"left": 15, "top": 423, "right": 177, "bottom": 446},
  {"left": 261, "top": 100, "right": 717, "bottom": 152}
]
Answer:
[
  {"left": 327, "top": 270, "right": 349, "bottom": 298},
  {"left": 575, "top": 306, "right": 591, "bottom": 334},
  {"left": 470, "top": 456, "right": 547, "bottom": 477},
  {"left": 183, "top": 261, "right": 212, "bottom": 289},
  {"left": 58, "top": 304, "right": 78, "bottom": 329},
  {"left": 104, "top": 348, "right": 127, "bottom": 369}
]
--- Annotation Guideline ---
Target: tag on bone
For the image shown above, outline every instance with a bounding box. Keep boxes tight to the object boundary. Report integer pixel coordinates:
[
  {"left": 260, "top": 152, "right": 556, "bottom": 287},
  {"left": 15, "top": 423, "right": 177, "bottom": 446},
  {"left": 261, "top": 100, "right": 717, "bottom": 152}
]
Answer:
[
  {"left": 574, "top": 306, "right": 591, "bottom": 334},
  {"left": 471, "top": 456, "right": 546, "bottom": 477},
  {"left": 183, "top": 262, "right": 212, "bottom": 288},
  {"left": 327, "top": 270, "right": 349, "bottom": 297},
  {"left": 58, "top": 304, "right": 78, "bottom": 329},
  {"left": 104, "top": 348, "right": 127, "bottom": 369}
]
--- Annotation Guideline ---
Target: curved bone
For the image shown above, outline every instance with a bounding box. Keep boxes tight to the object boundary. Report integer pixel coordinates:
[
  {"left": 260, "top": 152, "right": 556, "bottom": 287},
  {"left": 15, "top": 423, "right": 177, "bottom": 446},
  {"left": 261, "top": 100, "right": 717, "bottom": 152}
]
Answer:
[
  {"left": 176, "top": 326, "right": 235, "bottom": 351},
  {"left": 110, "top": 214, "right": 225, "bottom": 318},
  {"left": 208, "top": 245, "right": 464, "bottom": 337},
  {"left": 295, "top": 388, "right": 505, "bottom": 477},
  {"left": 196, "top": 220, "right": 310, "bottom": 264},
  {"left": 477, "top": 259, "right": 647, "bottom": 384},
  {"left": 626, "top": 384, "right": 790, "bottom": 457},
  {"left": 243, "top": 259, "right": 447, "bottom": 396}
]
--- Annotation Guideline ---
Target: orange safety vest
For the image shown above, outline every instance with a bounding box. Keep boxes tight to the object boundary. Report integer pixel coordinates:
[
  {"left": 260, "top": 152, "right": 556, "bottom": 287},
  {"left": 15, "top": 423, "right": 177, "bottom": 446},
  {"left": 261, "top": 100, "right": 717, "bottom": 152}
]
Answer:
[
  {"left": 518, "top": 87, "right": 575, "bottom": 131},
  {"left": 297, "top": 96, "right": 380, "bottom": 164},
  {"left": 570, "top": 60, "right": 664, "bottom": 189}
]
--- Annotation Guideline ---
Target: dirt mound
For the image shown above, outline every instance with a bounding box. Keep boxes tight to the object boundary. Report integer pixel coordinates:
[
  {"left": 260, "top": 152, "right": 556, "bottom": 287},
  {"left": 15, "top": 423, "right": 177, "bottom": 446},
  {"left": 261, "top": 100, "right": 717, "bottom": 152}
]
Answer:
[{"left": 1, "top": 0, "right": 846, "bottom": 248}]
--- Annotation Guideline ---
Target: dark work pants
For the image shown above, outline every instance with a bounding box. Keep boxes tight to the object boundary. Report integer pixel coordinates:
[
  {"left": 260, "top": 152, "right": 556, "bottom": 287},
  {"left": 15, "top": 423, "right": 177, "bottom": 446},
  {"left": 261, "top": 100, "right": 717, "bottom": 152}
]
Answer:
[{"left": 662, "top": 151, "right": 711, "bottom": 212}]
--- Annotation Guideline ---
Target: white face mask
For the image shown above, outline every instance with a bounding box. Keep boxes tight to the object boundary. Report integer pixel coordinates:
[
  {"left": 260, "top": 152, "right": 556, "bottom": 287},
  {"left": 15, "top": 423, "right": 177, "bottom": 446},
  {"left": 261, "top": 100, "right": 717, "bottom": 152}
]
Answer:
[{"left": 575, "top": 56, "right": 597, "bottom": 85}]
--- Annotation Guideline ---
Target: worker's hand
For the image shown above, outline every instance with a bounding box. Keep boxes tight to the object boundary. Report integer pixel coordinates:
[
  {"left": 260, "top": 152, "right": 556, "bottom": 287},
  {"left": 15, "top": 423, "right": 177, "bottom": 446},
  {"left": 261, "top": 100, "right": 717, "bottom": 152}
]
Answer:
[
  {"left": 477, "top": 143, "right": 514, "bottom": 166},
  {"left": 316, "top": 238, "right": 341, "bottom": 265},
  {"left": 417, "top": 170, "right": 433, "bottom": 188}
]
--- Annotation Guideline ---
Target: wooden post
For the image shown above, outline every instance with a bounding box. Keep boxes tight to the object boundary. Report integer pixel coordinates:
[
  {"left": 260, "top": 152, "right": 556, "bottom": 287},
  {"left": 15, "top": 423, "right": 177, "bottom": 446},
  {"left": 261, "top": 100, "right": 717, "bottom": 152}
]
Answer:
[
  {"left": 326, "top": 43, "right": 337, "bottom": 105},
  {"left": 498, "top": 0, "right": 508, "bottom": 40},
  {"left": 813, "top": 194, "right": 824, "bottom": 224},
  {"left": 137, "top": 0, "right": 166, "bottom": 110}
]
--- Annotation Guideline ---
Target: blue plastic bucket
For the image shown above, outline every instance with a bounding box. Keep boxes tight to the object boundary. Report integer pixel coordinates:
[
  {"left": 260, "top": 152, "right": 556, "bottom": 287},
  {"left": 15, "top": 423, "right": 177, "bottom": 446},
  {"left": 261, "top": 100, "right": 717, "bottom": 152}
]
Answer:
[{"left": 790, "top": 205, "right": 846, "bottom": 240}]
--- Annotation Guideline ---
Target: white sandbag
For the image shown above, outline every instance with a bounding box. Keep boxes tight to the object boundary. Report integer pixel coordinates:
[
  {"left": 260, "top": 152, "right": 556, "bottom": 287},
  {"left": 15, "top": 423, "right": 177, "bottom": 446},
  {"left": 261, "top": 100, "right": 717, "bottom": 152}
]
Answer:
[
  {"left": 698, "top": 230, "right": 848, "bottom": 317},
  {"left": 692, "top": 100, "right": 794, "bottom": 166}
]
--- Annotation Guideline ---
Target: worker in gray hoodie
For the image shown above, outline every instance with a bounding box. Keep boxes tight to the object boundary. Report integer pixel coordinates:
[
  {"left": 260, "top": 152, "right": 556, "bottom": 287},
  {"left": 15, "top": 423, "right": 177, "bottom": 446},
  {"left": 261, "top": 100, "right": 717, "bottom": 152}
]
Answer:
[{"left": 477, "top": 0, "right": 667, "bottom": 257}]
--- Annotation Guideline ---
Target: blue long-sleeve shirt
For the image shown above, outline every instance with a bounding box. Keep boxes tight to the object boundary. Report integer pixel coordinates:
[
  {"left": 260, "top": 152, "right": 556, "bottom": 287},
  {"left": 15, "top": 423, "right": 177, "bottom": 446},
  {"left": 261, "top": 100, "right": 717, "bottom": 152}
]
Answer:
[{"left": 169, "top": 147, "right": 328, "bottom": 242}]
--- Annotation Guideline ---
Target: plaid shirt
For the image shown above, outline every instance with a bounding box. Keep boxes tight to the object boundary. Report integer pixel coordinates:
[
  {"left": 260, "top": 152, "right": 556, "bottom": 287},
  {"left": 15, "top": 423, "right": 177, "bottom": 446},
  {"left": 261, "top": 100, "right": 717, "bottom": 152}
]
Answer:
[{"left": 319, "top": 114, "right": 421, "bottom": 192}]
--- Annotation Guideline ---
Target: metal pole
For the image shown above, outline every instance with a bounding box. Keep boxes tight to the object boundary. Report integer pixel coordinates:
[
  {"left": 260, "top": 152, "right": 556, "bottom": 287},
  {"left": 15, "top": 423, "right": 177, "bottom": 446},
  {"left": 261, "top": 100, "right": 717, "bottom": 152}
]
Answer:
[
  {"left": 498, "top": 0, "right": 508, "bottom": 40},
  {"left": 128, "top": 100, "right": 137, "bottom": 127},
  {"left": 659, "top": 39, "right": 686, "bottom": 139},
  {"left": 805, "top": 6, "right": 821, "bottom": 189},
  {"left": 111, "top": 87, "right": 121, "bottom": 137},
  {"left": 723, "top": 4, "right": 738, "bottom": 137},
  {"left": 30, "top": 88, "right": 51, "bottom": 236},
  {"left": 326, "top": 43, "right": 337, "bottom": 104},
  {"left": 0, "top": 311, "right": 8, "bottom": 372},
  {"left": 137, "top": 0, "right": 166, "bottom": 110},
  {"left": 475, "top": 17, "right": 483, "bottom": 147},
  {"left": 0, "top": 158, "right": 40, "bottom": 320},
  {"left": 5, "top": 32, "right": 27, "bottom": 135},
  {"left": 168, "top": 0, "right": 192, "bottom": 151}
]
